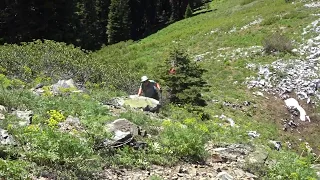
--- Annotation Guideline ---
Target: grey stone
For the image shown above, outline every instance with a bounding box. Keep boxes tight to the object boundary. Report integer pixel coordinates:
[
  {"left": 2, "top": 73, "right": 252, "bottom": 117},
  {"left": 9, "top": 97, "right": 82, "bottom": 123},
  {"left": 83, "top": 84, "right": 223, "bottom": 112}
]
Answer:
[
  {"left": 0, "top": 113, "right": 4, "bottom": 120},
  {"left": 58, "top": 116, "right": 82, "bottom": 133},
  {"left": 311, "top": 164, "right": 320, "bottom": 178},
  {"left": 246, "top": 146, "right": 268, "bottom": 164},
  {"left": 106, "top": 118, "right": 139, "bottom": 136},
  {"left": 247, "top": 131, "right": 260, "bottom": 138},
  {"left": 12, "top": 110, "right": 33, "bottom": 127},
  {"left": 0, "top": 128, "right": 15, "bottom": 145},
  {"left": 0, "top": 105, "right": 6, "bottom": 113},
  {"left": 233, "top": 169, "right": 245, "bottom": 178},
  {"left": 216, "top": 172, "right": 233, "bottom": 180}
]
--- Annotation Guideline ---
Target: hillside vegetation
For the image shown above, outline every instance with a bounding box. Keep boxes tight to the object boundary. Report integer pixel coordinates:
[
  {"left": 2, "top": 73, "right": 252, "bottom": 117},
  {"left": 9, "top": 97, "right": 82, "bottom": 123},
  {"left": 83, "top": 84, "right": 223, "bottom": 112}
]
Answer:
[{"left": 0, "top": 0, "right": 320, "bottom": 179}]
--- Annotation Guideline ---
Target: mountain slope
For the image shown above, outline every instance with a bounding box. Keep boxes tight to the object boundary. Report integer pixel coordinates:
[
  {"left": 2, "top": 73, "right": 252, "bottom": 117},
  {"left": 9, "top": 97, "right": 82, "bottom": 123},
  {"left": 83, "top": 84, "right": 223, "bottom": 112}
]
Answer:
[{"left": 0, "top": 0, "right": 320, "bottom": 179}]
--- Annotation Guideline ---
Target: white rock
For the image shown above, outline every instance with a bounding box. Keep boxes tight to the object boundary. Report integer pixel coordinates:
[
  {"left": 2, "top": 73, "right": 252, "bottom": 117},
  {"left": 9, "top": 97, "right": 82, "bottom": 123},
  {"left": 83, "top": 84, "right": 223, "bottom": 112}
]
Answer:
[
  {"left": 0, "top": 113, "right": 4, "bottom": 120},
  {"left": 0, "top": 105, "right": 6, "bottom": 113},
  {"left": 217, "top": 172, "right": 233, "bottom": 180}
]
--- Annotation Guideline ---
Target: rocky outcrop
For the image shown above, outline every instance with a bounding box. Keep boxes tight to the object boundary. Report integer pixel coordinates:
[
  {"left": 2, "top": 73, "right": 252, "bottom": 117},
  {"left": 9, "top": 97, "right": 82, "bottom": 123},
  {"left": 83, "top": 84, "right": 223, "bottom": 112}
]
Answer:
[
  {"left": 31, "top": 79, "right": 83, "bottom": 96},
  {"left": 246, "top": 17, "right": 320, "bottom": 104}
]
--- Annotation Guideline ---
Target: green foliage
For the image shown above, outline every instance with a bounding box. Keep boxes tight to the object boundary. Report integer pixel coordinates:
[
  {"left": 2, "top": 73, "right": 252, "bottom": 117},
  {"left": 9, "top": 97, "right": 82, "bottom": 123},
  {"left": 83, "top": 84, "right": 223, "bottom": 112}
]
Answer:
[
  {"left": 266, "top": 151, "right": 317, "bottom": 179},
  {"left": 184, "top": 4, "right": 193, "bottom": 19},
  {"left": 107, "top": 0, "right": 132, "bottom": 44},
  {"left": 0, "top": 40, "right": 139, "bottom": 94},
  {"left": 159, "top": 118, "right": 209, "bottom": 162},
  {"left": 46, "top": 110, "right": 66, "bottom": 128},
  {"left": 0, "top": 159, "right": 31, "bottom": 179},
  {"left": 262, "top": 16, "right": 281, "bottom": 26},
  {"left": 0, "top": 40, "right": 92, "bottom": 83},
  {"left": 240, "top": 0, "right": 257, "bottom": 6},
  {"left": 262, "top": 33, "right": 293, "bottom": 54},
  {"left": 159, "top": 48, "right": 208, "bottom": 106}
]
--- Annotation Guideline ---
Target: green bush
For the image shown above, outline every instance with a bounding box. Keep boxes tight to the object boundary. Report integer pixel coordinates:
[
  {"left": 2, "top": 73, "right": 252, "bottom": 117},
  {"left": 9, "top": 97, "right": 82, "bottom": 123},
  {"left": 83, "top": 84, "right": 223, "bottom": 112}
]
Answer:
[
  {"left": 262, "top": 33, "right": 293, "bottom": 54},
  {"left": 0, "top": 159, "right": 31, "bottom": 179},
  {"left": 0, "top": 40, "right": 138, "bottom": 94},
  {"left": 262, "top": 16, "right": 281, "bottom": 26},
  {"left": 159, "top": 118, "right": 210, "bottom": 162},
  {"left": 0, "top": 40, "right": 92, "bottom": 83},
  {"left": 266, "top": 151, "right": 318, "bottom": 179}
]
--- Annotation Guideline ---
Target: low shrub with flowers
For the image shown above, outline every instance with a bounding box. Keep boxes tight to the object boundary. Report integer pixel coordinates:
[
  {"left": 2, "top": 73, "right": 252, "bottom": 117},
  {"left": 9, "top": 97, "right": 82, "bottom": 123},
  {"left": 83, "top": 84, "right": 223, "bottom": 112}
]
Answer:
[{"left": 46, "top": 110, "right": 66, "bottom": 128}]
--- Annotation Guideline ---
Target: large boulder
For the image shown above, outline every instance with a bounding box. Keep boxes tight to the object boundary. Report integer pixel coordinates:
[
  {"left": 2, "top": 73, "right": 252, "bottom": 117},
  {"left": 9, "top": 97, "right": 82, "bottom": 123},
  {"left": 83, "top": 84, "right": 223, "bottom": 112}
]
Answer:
[
  {"left": 105, "top": 95, "right": 160, "bottom": 113},
  {"left": 102, "top": 119, "right": 147, "bottom": 149},
  {"left": 123, "top": 95, "right": 159, "bottom": 109},
  {"left": 52, "top": 79, "right": 80, "bottom": 94}
]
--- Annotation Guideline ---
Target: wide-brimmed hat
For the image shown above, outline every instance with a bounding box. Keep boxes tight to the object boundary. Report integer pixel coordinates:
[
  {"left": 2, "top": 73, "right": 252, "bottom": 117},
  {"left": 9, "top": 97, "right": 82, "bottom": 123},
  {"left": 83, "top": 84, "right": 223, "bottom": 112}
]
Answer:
[{"left": 141, "top": 76, "right": 149, "bottom": 82}]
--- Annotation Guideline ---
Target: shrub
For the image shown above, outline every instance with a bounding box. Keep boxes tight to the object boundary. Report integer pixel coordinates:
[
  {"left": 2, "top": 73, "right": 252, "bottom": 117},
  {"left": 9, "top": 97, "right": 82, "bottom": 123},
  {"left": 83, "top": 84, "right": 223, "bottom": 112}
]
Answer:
[
  {"left": 262, "top": 33, "right": 293, "bottom": 54},
  {"left": 262, "top": 16, "right": 281, "bottom": 26},
  {"left": 159, "top": 118, "right": 210, "bottom": 162},
  {"left": 266, "top": 151, "right": 318, "bottom": 179}
]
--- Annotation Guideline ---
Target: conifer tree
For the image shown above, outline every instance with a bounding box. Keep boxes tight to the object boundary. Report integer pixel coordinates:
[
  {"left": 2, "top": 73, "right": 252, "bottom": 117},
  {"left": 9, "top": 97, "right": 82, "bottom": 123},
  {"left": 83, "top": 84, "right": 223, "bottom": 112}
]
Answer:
[
  {"left": 159, "top": 48, "right": 208, "bottom": 106},
  {"left": 107, "top": 0, "right": 131, "bottom": 44},
  {"left": 184, "top": 4, "right": 193, "bottom": 18}
]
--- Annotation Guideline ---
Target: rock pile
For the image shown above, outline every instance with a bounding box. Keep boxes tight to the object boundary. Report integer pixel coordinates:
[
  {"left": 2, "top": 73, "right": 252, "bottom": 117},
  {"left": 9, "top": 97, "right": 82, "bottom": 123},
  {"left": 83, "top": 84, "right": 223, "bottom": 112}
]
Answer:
[
  {"left": 246, "top": 17, "right": 320, "bottom": 104},
  {"left": 102, "top": 143, "right": 261, "bottom": 180}
]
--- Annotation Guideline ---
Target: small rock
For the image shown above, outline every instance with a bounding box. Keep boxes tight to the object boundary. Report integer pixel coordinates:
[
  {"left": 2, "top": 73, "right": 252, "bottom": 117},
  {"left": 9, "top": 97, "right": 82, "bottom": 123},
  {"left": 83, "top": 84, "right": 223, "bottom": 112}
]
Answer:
[
  {"left": 178, "top": 167, "right": 188, "bottom": 174},
  {"left": 188, "top": 167, "right": 197, "bottom": 176},
  {"left": 311, "top": 164, "right": 320, "bottom": 178},
  {"left": 0, "top": 105, "right": 6, "bottom": 112},
  {"left": 216, "top": 172, "right": 233, "bottom": 180},
  {"left": 0, "top": 128, "right": 15, "bottom": 145},
  {"left": 247, "top": 131, "right": 260, "bottom": 138},
  {"left": 233, "top": 169, "right": 245, "bottom": 178},
  {"left": 0, "top": 113, "right": 4, "bottom": 120},
  {"left": 245, "top": 172, "right": 258, "bottom": 179}
]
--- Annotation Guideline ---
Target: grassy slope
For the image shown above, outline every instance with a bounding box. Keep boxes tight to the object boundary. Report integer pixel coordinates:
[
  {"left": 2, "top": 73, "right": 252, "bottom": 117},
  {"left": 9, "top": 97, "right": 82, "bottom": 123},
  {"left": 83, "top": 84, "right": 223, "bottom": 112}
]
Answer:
[
  {"left": 95, "top": 0, "right": 319, "bottom": 141},
  {"left": 95, "top": 0, "right": 320, "bottom": 173}
]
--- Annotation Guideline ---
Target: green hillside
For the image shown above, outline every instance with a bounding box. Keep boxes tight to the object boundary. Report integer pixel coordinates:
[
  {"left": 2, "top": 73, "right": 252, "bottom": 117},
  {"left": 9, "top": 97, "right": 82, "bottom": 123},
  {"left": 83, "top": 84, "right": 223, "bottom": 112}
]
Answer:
[{"left": 0, "top": 0, "right": 320, "bottom": 179}]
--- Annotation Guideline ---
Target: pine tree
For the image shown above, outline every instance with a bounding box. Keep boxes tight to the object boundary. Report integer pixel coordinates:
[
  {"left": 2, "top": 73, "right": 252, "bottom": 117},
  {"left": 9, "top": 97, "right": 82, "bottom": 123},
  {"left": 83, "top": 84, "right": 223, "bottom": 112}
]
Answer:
[
  {"left": 159, "top": 48, "right": 208, "bottom": 106},
  {"left": 107, "top": 0, "right": 131, "bottom": 44},
  {"left": 184, "top": 4, "right": 193, "bottom": 18}
]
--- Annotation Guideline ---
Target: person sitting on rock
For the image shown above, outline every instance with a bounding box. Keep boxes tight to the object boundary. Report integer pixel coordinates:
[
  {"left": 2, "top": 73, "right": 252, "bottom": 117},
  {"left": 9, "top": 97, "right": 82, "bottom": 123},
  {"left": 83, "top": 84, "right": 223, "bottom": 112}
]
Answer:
[{"left": 137, "top": 76, "right": 161, "bottom": 101}]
